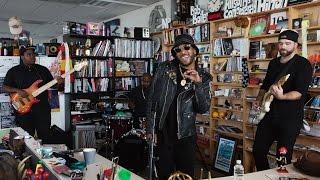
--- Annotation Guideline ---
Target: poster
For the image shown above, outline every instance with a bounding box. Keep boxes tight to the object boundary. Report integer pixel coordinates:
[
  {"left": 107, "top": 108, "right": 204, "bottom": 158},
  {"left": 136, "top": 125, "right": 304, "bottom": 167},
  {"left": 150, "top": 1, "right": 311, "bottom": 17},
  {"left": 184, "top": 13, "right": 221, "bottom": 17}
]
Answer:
[{"left": 214, "top": 137, "right": 237, "bottom": 173}]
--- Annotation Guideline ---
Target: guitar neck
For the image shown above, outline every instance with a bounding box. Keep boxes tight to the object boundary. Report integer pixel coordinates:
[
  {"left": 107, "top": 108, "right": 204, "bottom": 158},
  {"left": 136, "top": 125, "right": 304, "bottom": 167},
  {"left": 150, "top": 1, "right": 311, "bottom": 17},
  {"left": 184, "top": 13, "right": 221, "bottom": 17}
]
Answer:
[{"left": 31, "top": 69, "right": 75, "bottom": 97}]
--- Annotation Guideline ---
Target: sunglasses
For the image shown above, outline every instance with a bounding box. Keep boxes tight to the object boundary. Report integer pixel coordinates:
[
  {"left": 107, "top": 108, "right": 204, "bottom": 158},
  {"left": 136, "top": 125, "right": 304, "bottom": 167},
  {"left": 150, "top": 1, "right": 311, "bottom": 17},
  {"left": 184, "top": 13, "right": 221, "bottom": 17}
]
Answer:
[{"left": 173, "top": 44, "right": 192, "bottom": 53}]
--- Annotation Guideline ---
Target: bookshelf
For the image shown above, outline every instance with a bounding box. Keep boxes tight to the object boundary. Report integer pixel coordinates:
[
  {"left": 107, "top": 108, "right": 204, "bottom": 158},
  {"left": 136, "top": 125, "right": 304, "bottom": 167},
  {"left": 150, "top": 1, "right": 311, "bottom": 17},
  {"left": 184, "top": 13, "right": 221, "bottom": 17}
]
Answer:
[
  {"left": 208, "top": 1, "right": 320, "bottom": 173},
  {"left": 62, "top": 34, "right": 153, "bottom": 144}
]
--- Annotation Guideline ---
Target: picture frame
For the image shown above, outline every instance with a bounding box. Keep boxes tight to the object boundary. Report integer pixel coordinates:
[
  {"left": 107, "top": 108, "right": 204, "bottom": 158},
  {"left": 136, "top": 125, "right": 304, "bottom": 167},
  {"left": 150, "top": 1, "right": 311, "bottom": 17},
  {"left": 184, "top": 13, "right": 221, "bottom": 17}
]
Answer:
[{"left": 213, "top": 136, "right": 238, "bottom": 175}]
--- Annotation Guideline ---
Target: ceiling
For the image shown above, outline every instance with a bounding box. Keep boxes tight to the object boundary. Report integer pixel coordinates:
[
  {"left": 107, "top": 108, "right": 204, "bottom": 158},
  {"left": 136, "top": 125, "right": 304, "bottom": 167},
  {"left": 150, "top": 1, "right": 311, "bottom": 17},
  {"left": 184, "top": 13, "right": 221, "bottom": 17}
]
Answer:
[{"left": 0, "top": 0, "right": 161, "bottom": 42}]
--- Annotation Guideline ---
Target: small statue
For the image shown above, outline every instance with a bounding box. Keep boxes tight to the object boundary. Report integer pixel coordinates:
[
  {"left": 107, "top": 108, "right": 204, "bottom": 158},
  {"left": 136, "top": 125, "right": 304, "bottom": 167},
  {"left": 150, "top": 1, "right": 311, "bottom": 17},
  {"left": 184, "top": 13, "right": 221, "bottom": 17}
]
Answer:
[{"left": 276, "top": 146, "right": 288, "bottom": 173}]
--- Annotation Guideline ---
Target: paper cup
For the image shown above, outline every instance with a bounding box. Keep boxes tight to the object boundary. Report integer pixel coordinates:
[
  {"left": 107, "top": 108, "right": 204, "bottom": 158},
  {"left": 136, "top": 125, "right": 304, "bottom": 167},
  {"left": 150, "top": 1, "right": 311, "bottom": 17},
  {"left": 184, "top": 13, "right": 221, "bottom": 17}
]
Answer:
[{"left": 83, "top": 148, "right": 96, "bottom": 165}]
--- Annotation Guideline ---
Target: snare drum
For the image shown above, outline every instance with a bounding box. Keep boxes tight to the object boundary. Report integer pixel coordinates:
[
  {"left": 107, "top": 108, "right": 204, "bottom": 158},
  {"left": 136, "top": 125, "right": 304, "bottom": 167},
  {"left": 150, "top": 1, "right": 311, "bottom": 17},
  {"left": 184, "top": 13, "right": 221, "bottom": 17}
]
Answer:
[{"left": 114, "top": 129, "right": 148, "bottom": 172}]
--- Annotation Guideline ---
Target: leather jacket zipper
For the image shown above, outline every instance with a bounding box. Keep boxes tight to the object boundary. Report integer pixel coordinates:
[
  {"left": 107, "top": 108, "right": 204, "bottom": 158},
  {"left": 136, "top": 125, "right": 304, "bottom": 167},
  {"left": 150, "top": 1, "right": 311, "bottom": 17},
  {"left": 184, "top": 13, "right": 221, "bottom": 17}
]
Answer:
[
  {"left": 176, "top": 88, "right": 191, "bottom": 139},
  {"left": 159, "top": 77, "right": 170, "bottom": 127}
]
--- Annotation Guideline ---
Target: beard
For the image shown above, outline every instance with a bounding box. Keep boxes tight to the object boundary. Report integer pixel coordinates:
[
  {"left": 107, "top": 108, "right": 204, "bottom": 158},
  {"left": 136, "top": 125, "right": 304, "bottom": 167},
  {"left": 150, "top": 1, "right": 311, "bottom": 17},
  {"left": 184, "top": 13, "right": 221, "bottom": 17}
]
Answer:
[
  {"left": 279, "top": 49, "right": 294, "bottom": 57},
  {"left": 178, "top": 55, "right": 196, "bottom": 67}
]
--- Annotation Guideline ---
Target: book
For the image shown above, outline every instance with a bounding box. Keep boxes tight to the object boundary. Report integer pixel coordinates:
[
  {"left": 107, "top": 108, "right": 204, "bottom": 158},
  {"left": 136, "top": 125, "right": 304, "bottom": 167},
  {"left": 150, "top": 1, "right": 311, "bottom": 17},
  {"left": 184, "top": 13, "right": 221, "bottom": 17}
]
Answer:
[
  {"left": 222, "top": 38, "right": 233, "bottom": 55},
  {"left": 249, "top": 41, "right": 261, "bottom": 59},
  {"left": 249, "top": 15, "right": 270, "bottom": 36}
]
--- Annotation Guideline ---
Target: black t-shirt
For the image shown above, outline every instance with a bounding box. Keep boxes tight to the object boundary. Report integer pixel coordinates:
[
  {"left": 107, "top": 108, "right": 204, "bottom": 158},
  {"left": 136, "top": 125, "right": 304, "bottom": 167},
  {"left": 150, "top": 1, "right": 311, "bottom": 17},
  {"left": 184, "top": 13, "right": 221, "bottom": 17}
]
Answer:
[
  {"left": 4, "top": 64, "right": 54, "bottom": 109},
  {"left": 129, "top": 86, "right": 149, "bottom": 117},
  {"left": 261, "top": 54, "right": 313, "bottom": 125}
]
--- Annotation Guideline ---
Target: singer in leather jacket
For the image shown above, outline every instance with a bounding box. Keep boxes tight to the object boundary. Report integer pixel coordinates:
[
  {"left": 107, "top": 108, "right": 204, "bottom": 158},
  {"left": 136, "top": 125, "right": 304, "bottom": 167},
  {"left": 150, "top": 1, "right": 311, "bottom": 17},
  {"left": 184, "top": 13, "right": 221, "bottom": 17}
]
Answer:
[
  {"left": 146, "top": 60, "right": 212, "bottom": 138},
  {"left": 146, "top": 34, "right": 212, "bottom": 179}
]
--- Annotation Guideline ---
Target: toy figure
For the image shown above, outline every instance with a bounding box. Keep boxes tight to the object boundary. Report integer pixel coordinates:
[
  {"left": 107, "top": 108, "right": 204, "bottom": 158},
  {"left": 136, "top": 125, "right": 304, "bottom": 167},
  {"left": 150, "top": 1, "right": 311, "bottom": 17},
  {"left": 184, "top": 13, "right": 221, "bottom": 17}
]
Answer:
[{"left": 276, "top": 146, "right": 288, "bottom": 173}]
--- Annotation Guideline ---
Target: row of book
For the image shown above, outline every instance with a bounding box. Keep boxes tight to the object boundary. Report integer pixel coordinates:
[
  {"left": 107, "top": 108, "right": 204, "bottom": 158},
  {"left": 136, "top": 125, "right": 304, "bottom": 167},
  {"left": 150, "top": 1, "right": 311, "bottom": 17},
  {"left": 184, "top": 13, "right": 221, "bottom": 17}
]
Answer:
[
  {"left": 249, "top": 41, "right": 278, "bottom": 59},
  {"left": 163, "top": 27, "right": 188, "bottom": 45},
  {"left": 75, "top": 59, "right": 113, "bottom": 78},
  {"left": 115, "top": 77, "right": 140, "bottom": 91},
  {"left": 73, "top": 78, "right": 109, "bottom": 93},
  {"left": 189, "top": 23, "right": 210, "bottom": 43},
  {"left": 213, "top": 38, "right": 248, "bottom": 56},
  {"left": 91, "top": 40, "right": 112, "bottom": 57},
  {"left": 213, "top": 88, "right": 243, "bottom": 98},
  {"left": 114, "top": 39, "right": 153, "bottom": 58},
  {"left": 214, "top": 57, "right": 243, "bottom": 72}
]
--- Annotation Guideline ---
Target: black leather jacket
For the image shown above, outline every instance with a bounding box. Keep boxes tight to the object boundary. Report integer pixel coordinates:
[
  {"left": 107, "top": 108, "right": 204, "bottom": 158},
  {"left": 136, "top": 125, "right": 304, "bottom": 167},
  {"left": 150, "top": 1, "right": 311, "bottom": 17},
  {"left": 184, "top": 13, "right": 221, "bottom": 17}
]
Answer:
[{"left": 147, "top": 60, "right": 212, "bottom": 139}]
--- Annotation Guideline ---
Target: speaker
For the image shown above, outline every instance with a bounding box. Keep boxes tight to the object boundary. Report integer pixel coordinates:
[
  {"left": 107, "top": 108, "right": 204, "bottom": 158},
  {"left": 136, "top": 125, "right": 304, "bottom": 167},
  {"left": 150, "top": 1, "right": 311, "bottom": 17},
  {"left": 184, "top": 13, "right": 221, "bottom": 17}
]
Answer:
[
  {"left": 44, "top": 43, "right": 60, "bottom": 57},
  {"left": 134, "top": 27, "right": 150, "bottom": 38}
]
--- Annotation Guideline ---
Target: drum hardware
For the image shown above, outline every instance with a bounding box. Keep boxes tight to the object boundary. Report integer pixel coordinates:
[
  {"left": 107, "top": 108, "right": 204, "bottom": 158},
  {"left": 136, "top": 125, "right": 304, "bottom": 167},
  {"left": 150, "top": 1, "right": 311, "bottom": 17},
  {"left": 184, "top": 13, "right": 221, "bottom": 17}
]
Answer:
[
  {"left": 71, "top": 99, "right": 91, "bottom": 111},
  {"left": 149, "top": 103, "right": 158, "bottom": 179}
]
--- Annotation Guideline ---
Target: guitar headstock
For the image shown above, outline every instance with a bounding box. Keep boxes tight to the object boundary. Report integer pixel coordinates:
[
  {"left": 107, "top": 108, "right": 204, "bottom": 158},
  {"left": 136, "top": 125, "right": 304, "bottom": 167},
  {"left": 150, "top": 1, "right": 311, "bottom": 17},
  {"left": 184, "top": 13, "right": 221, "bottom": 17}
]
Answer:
[{"left": 74, "top": 61, "right": 88, "bottom": 71}]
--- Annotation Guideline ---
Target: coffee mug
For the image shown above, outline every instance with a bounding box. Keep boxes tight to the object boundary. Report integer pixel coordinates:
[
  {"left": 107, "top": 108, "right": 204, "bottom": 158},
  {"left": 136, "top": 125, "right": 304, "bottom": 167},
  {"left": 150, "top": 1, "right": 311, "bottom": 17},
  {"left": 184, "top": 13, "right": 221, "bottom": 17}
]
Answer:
[{"left": 83, "top": 148, "right": 96, "bottom": 166}]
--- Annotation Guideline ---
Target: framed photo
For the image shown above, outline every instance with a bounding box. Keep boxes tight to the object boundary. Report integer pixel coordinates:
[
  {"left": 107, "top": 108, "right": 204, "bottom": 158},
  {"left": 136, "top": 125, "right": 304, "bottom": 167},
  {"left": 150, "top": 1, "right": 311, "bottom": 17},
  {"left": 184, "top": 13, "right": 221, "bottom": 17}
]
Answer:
[{"left": 213, "top": 136, "right": 238, "bottom": 175}]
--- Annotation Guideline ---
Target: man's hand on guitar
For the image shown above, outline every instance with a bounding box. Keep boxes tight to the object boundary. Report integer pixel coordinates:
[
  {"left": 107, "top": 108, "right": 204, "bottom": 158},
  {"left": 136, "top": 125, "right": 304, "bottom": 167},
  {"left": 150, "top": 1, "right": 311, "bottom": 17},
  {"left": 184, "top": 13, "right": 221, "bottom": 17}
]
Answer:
[
  {"left": 17, "top": 89, "right": 29, "bottom": 98},
  {"left": 270, "top": 85, "right": 284, "bottom": 100}
]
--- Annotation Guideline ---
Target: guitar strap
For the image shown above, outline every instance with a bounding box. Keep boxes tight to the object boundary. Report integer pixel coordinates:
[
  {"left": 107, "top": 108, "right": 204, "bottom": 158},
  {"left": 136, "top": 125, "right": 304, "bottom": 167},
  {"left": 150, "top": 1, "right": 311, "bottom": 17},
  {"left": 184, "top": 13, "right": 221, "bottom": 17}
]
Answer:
[{"left": 273, "top": 55, "right": 296, "bottom": 84}]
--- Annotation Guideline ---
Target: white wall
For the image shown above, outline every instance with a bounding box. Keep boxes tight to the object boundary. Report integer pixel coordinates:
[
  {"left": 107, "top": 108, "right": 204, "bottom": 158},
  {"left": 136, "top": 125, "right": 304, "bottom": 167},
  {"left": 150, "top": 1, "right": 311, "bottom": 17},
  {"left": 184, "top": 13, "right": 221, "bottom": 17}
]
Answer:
[{"left": 104, "top": 0, "right": 171, "bottom": 35}]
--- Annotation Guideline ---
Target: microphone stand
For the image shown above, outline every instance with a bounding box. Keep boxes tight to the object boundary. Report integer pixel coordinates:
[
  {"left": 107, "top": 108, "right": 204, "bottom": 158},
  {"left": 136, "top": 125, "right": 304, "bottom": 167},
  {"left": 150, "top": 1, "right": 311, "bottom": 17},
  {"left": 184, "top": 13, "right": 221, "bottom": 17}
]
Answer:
[{"left": 148, "top": 105, "right": 158, "bottom": 180}]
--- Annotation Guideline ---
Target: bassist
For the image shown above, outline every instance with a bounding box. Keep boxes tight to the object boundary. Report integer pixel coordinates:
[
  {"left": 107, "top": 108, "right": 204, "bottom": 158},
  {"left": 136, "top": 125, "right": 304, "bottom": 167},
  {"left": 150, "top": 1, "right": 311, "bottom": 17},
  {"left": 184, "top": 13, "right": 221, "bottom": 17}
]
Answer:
[
  {"left": 3, "top": 46, "right": 63, "bottom": 143},
  {"left": 253, "top": 30, "right": 313, "bottom": 171}
]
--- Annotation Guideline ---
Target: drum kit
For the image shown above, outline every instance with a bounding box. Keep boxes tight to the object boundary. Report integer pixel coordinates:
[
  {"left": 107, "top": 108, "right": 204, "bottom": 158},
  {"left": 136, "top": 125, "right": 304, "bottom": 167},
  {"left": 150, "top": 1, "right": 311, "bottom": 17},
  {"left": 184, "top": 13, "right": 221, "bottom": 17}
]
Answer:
[{"left": 102, "top": 115, "right": 148, "bottom": 173}]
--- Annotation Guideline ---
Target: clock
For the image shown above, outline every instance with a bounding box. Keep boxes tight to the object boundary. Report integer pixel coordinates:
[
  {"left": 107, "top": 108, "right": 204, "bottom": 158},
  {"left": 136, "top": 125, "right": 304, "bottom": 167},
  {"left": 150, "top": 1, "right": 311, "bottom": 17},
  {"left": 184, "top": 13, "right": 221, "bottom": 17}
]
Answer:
[
  {"left": 208, "top": 0, "right": 224, "bottom": 13},
  {"left": 149, "top": 5, "right": 166, "bottom": 33}
]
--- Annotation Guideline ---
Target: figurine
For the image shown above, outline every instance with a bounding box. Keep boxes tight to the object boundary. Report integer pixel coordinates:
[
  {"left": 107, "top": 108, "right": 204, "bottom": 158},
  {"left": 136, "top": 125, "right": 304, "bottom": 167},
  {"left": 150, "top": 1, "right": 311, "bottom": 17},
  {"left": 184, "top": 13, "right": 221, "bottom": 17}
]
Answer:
[{"left": 276, "top": 146, "right": 288, "bottom": 173}]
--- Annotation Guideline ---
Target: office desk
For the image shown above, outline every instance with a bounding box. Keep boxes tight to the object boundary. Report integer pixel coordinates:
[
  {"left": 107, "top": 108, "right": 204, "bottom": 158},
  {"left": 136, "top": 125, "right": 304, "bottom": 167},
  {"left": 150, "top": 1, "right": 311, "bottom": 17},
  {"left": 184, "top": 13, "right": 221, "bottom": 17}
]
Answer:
[{"left": 11, "top": 127, "right": 144, "bottom": 180}]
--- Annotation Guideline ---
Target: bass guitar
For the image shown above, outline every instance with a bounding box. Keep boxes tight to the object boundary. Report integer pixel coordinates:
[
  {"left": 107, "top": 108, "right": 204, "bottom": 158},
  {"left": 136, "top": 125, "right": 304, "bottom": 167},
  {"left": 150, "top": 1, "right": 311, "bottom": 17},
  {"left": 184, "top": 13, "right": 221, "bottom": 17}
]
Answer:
[
  {"left": 257, "top": 74, "right": 290, "bottom": 121},
  {"left": 11, "top": 61, "right": 87, "bottom": 114}
]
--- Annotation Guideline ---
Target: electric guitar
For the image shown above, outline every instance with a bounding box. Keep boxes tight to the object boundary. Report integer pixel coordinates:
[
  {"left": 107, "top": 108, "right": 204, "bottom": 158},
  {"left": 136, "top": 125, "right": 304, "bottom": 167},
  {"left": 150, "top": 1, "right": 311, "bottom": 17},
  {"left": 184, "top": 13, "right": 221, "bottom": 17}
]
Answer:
[
  {"left": 11, "top": 61, "right": 87, "bottom": 114},
  {"left": 257, "top": 74, "right": 290, "bottom": 121}
]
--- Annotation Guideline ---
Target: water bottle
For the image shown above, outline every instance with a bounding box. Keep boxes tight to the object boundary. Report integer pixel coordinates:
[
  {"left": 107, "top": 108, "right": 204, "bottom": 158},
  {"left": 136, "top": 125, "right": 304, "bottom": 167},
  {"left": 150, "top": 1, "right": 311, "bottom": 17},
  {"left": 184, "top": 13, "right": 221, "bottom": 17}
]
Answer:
[{"left": 234, "top": 160, "right": 244, "bottom": 180}]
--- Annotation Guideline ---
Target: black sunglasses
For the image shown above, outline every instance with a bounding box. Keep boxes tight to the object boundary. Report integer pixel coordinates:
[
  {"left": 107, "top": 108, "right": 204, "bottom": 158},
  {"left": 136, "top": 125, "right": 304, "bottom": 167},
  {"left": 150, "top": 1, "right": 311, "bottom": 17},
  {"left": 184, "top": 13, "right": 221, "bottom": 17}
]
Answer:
[{"left": 173, "top": 44, "right": 192, "bottom": 53}]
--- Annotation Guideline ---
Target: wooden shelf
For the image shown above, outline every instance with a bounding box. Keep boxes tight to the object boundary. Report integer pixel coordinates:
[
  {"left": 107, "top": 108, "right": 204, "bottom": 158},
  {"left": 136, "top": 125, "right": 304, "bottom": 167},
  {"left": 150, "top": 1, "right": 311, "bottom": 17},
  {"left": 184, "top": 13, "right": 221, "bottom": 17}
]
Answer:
[
  {"left": 212, "top": 35, "right": 244, "bottom": 40},
  {"left": 248, "top": 58, "right": 273, "bottom": 62},
  {"left": 291, "top": 0, "right": 320, "bottom": 9},
  {"left": 298, "top": 134, "right": 320, "bottom": 141},
  {"left": 249, "top": 33, "right": 279, "bottom": 39},
  {"left": 212, "top": 71, "right": 242, "bottom": 74},
  {"left": 212, "top": 55, "right": 241, "bottom": 58},
  {"left": 212, "top": 82, "right": 243, "bottom": 87},
  {"left": 163, "top": 25, "right": 187, "bottom": 31},
  {"left": 212, "top": 106, "right": 243, "bottom": 113},
  {"left": 212, "top": 96, "right": 243, "bottom": 100},
  {"left": 308, "top": 25, "right": 320, "bottom": 30},
  {"left": 196, "top": 114, "right": 210, "bottom": 121},
  {"left": 195, "top": 41, "right": 210, "bottom": 45},
  {"left": 196, "top": 134, "right": 211, "bottom": 139},
  {"left": 250, "top": 71, "right": 267, "bottom": 74},
  {"left": 214, "top": 129, "right": 243, "bottom": 140},
  {"left": 246, "top": 84, "right": 262, "bottom": 88},
  {"left": 187, "top": 22, "right": 209, "bottom": 28},
  {"left": 307, "top": 41, "right": 320, "bottom": 45},
  {"left": 212, "top": 117, "right": 243, "bottom": 124}
]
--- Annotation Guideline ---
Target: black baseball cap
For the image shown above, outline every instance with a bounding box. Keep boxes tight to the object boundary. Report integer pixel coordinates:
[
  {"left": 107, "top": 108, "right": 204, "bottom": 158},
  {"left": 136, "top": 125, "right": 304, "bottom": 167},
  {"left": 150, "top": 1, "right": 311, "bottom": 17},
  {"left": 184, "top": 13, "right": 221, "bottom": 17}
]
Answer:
[{"left": 278, "top": 29, "right": 299, "bottom": 43}]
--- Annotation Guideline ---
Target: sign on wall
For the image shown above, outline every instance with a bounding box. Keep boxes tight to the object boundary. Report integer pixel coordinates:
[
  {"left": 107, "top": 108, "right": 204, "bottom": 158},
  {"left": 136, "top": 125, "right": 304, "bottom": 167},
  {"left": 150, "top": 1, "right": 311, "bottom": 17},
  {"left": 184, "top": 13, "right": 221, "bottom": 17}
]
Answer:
[{"left": 223, "top": 0, "right": 289, "bottom": 18}]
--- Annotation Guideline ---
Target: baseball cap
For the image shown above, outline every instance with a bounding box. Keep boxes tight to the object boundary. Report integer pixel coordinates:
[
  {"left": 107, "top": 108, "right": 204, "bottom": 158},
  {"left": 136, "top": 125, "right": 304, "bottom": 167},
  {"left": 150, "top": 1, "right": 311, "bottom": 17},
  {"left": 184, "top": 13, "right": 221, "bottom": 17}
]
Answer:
[{"left": 278, "top": 29, "right": 299, "bottom": 43}]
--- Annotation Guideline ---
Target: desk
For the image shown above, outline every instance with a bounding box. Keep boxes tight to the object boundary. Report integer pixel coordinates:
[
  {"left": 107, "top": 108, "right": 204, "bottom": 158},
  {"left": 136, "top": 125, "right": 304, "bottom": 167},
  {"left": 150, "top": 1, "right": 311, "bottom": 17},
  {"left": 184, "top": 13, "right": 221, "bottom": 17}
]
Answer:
[
  {"left": 213, "top": 164, "right": 318, "bottom": 180},
  {"left": 11, "top": 127, "right": 144, "bottom": 180}
]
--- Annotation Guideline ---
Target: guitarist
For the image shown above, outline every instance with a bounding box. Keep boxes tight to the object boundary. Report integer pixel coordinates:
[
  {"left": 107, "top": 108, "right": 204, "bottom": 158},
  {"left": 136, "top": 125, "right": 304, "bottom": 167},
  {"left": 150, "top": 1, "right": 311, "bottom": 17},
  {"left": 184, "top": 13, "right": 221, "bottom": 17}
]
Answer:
[
  {"left": 3, "top": 46, "right": 63, "bottom": 143},
  {"left": 252, "top": 30, "right": 313, "bottom": 171}
]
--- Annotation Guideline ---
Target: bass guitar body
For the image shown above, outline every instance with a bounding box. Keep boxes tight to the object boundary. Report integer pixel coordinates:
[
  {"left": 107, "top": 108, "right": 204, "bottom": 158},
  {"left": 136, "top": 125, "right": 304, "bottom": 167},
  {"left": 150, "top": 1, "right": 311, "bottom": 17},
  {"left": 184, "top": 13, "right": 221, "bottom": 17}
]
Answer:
[
  {"left": 10, "top": 80, "right": 41, "bottom": 115},
  {"left": 11, "top": 93, "right": 39, "bottom": 115}
]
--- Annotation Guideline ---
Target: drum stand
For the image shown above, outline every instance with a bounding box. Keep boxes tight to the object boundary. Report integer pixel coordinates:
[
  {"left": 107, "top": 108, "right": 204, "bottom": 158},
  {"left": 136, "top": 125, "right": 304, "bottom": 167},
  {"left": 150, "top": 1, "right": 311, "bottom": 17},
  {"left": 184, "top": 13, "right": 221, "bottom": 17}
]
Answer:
[{"left": 148, "top": 109, "right": 158, "bottom": 179}]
